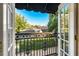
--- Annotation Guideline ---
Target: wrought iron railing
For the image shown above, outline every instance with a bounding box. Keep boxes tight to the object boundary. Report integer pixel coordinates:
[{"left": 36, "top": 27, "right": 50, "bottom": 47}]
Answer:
[{"left": 15, "top": 32, "right": 58, "bottom": 56}]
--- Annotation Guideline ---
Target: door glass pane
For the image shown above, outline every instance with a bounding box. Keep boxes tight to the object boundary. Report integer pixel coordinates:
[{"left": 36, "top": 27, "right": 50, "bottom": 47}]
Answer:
[
  {"left": 8, "top": 8, "right": 11, "bottom": 48},
  {"left": 64, "top": 4, "right": 69, "bottom": 40},
  {"left": 64, "top": 4, "right": 69, "bottom": 54},
  {"left": 60, "top": 50, "right": 63, "bottom": 56},
  {"left": 60, "top": 8, "right": 64, "bottom": 35},
  {"left": 59, "top": 4, "right": 69, "bottom": 56},
  {"left": 65, "top": 42, "right": 69, "bottom": 53},
  {"left": 61, "top": 40, "right": 63, "bottom": 49},
  {"left": 60, "top": 7, "right": 65, "bottom": 52}
]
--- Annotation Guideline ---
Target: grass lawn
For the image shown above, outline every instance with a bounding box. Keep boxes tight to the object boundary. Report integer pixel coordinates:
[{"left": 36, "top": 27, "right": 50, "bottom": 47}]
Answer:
[{"left": 16, "top": 37, "right": 57, "bottom": 52}]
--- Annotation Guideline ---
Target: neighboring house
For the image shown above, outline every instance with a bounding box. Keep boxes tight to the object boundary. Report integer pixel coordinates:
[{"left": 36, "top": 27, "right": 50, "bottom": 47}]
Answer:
[
  {"left": 23, "top": 28, "right": 43, "bottom": 33},
  {"left": 16, "top": 28, "right": 51, "bottom": 39},
  {"left": 40, "top": 26, "right": 48, "bottom": 32},
  {"left": 34, "top": 26, "right": 48, "bottom": 32},
  {"left": 16, "top": 28, "right": 43, "bottom": 39}
]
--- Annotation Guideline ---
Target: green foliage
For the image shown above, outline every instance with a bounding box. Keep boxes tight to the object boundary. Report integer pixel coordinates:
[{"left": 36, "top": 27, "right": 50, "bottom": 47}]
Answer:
[
  {"left": 16, "top": 37, "right": 57, "bottom": 52},
  {"left": 48, "top": 14, "right": 58, "bottom": 32},
  {"left": 15, "top": 14, "right": 32, "bottom": 32}
]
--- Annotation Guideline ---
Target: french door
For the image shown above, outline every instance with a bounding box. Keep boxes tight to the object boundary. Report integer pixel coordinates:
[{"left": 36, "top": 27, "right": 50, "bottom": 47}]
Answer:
[
  {"left": 3, "top": 3, "right": 15, "bottom": 56},
  {"left": 58, "top": 4, "right": 75, "bottom": 56}
]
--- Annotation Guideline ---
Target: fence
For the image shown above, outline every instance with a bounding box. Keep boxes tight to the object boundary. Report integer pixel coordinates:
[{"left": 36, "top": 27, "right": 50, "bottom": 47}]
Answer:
[{"left": 15, "top": 32, "right": 58, "bottom": 56}]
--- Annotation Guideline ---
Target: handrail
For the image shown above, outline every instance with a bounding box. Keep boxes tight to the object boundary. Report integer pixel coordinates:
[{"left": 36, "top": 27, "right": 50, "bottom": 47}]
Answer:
[{"left": 15, "top": 32, "right": 58, "bottom": 56}]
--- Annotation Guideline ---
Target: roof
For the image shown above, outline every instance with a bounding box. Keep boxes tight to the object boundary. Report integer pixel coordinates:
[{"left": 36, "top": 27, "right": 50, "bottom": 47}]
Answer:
[{"left": 15, "top": 3, "right": 60, "bottom": 13}]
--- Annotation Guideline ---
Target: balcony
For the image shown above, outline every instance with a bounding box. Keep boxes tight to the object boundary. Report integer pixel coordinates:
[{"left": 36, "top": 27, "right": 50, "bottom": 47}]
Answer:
[{"left": 15, "top": 32, "right": 58, "bottom": 56}]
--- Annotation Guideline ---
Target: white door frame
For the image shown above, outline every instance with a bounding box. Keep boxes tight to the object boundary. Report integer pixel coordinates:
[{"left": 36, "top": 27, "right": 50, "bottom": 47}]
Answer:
[
  {"left": 58, "top": 3, "right": 75, "bottom": 56},
  {"left": 3, "top": 3, "right": 15, "bottom": 56}
]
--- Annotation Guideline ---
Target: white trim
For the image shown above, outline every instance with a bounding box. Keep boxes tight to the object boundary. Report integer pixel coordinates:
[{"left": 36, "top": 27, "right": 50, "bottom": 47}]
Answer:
[
  {"left": 7, "top": 4, "right": 15, "bottom": 56},
  {"left": 61, "top": 39, "right": 69, "bottom": 43},
  {"left": 58, "top": 3, "right": 75, "bottom": 56},
  {"left": 60, "top": 49, "right": 69, "bottom": 56},
  {"left": 3, "top": 4, "right": 8, "bottom": 56},
  {"left": 58, "top": 7, "right": 61, "bottom": 56},
  {"left": 69, "top": 4, "right": 75, "bottom": 56},
  {"left": 12, "top": 4, "right": 15, "bottom": 56},
  {"left": 8, "top": 43, "right": 13, "bottom": 51},
  {"left": 7, "top": 5, "right": 12, "bottom": 13},
  {"left": 3, "top": 3, "right": 15, "bottom": 56}
]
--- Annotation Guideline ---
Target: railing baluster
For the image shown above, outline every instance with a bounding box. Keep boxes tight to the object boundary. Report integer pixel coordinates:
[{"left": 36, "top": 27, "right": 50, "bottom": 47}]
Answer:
[
  {"left": 39, "top": 37, "right": 40, "bottom": 56},
  {"left": 48, "top": 37, "right": 49, "bottom": 55},
  {"left": 29, "top": 38, "right": 31, "bottom": 56},
  {"left": 26, "top": 38, "right": 28, "bottom": 56},
  {"left": 42, "top": 37, "right": 43, "bottom": 56},
  {"left": 38, "top": 36, "right": 39, "bottom": 56},
  {"left": 51, "top": 37, "right": 53, "bottom": 55},
  {"left": 30, "top": 37, "right": 32, "bottom": 56},
  {"left": 46, "top": 37, "right": 47, "bottom": 55},
  {"left": 36, "top": 36, "right": 38, "bottom": 56},
  {"left": 54, "top": 37, "right": 55, "bottom": 54},
  {"left": 49, "top": 36, "right": 51, "bottom": 55},
  {"left": 48, "top": 37, "right": 50, "bottom": 55},
  {"left": 25, "top": 36, "right": 26, "bottom": 55},
  {"left": 24, "top": 38, "right": 25, "bottom": 56},
  {"left": 36, "top": 35, "right": 38, "bottom": 56},
  {"left": 49, "top": 37, "right": 51, "bottom": 55},
  {"left": 34, "top": 37, "right": 35, "bottom": 56},
  {"left": 41, "top": 37, "right": 42, "bottom": 56},
  {"left": 55, "top": 37, "right": 58, "bottom": 55},
  {"left": 15, "top": 33, "right": 58, "bottom": 56},
  {"left": 27, "top": 38, "right": 29, "bottom": 56},
  {"left": 29, "top": 35, "right": 32, "bottom": 56},
  {"left": 37, "top": 37, "right": 38, "bottom": 56},
  {"left": 20, "top": 38, "right": 21, "bottom": 56},
  {"left": 44, "top": 38, "right": 46, "bottom": 55},
  {"left": 47, "top": 37, "right": 48, "bottom": 55},
  {"left": 37, "top": 37, "right": 39, "bottom": 56},
  {"left": 52, "top": 37, "right": 54, "bottom": 55},
  {"left": 16, "top": 39, "right": 17, "bottom": 56}
]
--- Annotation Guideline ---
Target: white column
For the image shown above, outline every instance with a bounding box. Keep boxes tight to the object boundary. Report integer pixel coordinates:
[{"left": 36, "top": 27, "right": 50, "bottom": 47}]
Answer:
[
  {"left": 69, "top": 4, "right": 75, "bottom": 56},
  {"left": 12, "top": 4, "right": 16, "bottom": 56},
  {"left": 3, "top": 4, "right": 8, "bottom": 56},
  {"left": 58, "top": 7, "right": 61, "bottom": 56}
]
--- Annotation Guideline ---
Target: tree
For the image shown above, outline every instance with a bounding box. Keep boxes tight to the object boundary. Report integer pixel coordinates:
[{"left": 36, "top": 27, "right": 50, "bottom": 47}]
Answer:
[
  {"left": 47, "top": 14, "right": 58, "bottom": 32},
  {"left": 15, "top": 14, "right": 28, "bottom": 32}
]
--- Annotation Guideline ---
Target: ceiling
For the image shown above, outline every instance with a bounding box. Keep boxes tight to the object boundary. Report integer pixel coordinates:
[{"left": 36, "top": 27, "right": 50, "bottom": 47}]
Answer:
[{"left": 15, "top": 3, "right": 60, "bottom": 14}]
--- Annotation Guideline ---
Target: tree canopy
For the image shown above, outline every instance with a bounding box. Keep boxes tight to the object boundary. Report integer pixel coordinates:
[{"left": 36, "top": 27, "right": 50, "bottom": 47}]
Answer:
[
  {"left": 47, "top": 14, "right": 58, "bottom": 32},
  {"left": 15, "top": 14, "right": 31, "bottom": 32}
]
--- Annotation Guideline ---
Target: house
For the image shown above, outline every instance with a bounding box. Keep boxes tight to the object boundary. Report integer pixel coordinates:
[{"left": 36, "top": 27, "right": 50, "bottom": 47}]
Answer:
[
  {"left": 15, "top": 28, "right": 50, "bottom": 38},
  {"left": 22, "top": 28, "right": 43, "bottom": 33},
  {"left": 15, "top": 28, "right": 43, "bottom": 39},
  {"left": 1, "top": 3, "right": 79, "bottom": 56}
]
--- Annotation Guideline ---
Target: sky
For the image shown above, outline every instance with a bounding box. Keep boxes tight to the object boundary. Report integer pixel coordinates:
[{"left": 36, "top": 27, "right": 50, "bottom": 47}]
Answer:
[{"left": 16, "top": 9, "right": 49, "bottom": 26}]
